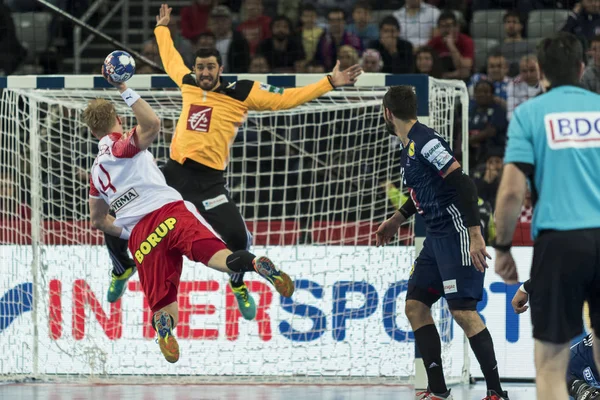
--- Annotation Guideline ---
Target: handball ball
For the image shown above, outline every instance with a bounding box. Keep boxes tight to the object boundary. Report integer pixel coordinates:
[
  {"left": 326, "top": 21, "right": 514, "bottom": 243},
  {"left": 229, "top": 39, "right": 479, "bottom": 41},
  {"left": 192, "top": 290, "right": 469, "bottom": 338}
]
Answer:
[{"left": 103, "top": 50, "right": 136, "bottom": 83}]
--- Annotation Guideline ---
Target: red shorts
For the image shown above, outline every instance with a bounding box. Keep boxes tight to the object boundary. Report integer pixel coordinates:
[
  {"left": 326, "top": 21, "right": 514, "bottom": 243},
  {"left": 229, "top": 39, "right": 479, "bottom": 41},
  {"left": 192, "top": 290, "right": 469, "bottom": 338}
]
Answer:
[{"left": 128, "top": 200, "right": 227, "bottom": 312}]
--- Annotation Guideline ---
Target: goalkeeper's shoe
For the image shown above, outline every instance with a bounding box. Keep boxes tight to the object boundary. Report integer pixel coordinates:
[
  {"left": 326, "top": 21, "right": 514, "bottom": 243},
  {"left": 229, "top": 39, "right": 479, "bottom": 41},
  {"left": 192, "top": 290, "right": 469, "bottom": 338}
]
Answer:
[
  {"left": 416, "top": 389, "right": 453, "bottom": 399},
  {"left": 483, "top": 390, "right": 510, "bottom": 400},
  {"left": 106, "top": 266, "right": 136, "bottom": 303},
  {"left": 252, "top": 256, "right": 294, "bottom": 297},
  {"left": 230, "top": 282, "right": 256, "bottom": 320},
  {"left": 153, "top": 311, "right": 179, "bottom": 363}
]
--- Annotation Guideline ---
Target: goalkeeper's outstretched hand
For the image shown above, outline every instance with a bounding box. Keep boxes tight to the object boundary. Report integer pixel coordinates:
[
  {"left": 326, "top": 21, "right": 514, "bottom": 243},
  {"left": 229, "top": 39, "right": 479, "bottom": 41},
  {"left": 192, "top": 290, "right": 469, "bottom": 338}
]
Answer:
[
  {"left": 330, "top": 61, "right": 362, "bottom": 87},
  {"left": 156, "top": 3, "right": 172, "bottom": 27}
]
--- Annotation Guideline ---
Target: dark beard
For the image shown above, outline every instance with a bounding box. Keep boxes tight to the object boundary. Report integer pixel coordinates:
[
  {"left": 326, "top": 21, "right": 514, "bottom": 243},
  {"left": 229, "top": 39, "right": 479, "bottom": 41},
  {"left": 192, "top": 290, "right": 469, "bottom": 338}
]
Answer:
[
  {"left": 385, "top": 120, "right": 396, "bottom": 136},
  {"left": 273, "top": 33, "right": 288, "bottom": 42}
]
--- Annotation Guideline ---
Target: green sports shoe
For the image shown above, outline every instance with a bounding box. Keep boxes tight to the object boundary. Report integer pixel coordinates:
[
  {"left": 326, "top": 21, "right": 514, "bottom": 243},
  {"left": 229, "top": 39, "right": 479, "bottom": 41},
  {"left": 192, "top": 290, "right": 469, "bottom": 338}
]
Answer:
[
  {"left": 107, "top": 266, "right": 137, "bottom": 303},
  {"left": 230, "top": 282, "right": 256, "bottom": 320}
]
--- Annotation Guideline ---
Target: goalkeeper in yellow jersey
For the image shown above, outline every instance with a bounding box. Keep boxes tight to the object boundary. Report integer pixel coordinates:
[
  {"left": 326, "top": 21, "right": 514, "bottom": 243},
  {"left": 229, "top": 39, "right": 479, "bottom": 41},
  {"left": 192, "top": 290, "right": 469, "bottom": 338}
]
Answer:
[{"left": 103, "top": 3, "right": 362, "bottom": 319}]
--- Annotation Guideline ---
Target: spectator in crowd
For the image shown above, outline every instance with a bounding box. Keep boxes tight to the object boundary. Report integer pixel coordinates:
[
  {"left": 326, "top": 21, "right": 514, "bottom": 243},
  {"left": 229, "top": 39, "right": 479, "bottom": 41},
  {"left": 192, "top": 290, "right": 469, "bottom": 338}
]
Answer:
[
  {"left": 180, "top": 0, "right": 215, "bottom": 41},
  {"left": 347, "top": 1, "right": 379, "bottom": 48},
  {"left": 193, "top": 32, "right": 217, "bottom": 52},
  {"left": 299, "top": 4, "right": 323, "bottom": 66},
  {"left": 472, "top": 148, "right": 503, "bottom": 210},
  {"left": 562, "top": 0, "right": 600, "bottom": 51},
  {"left": 414, "top": 46, "right": 443, "bottom": 78},
  {"left": 209, "top": 5, "right": 250, "bottom": 73},
  {"left": 314, "top": 8, "right": 362, "bottom": 71},
  {"left": 468, "top": 54, "right": 510, "bottom": 109},
  {"left": 427, "top": 11, "right": 474, "bottom": 79},
  {"left": 491, "top": 10, "right": 537, "bottom": 77},
  {"left": 338, "top": 45, "right": 360, "bottom": 71},
  {"left": 237, "top": 0, "right": 272, "bottom": 56},
  {"left": 360, "top": 49, "right": 383, "bottom": 72},
  {"left": 369, "top": 16, "right": 414, "bottom": 74},
  {"left": 582, "top": 35, "right": 600, "bottom": 93},
  {"left": 468, "top": 80, "right": 508, "bottom": 169},
  {"left": 507, "top": 54, "right": 542, "bottom": 119},
  {"left": 257, "top": 16, "right": 305, "bottom": 73},
  {"left": 305, "top": 60, "right": 325, "bottom": 73},
  {"left": 393, "top": 0, "right": 441, "bottom": 47},
  {"left": 0, "top": 2, "right": 27, "bottom": 75},
  {"left": 249, "top": 54, "right": 271, "bottom": 72}
]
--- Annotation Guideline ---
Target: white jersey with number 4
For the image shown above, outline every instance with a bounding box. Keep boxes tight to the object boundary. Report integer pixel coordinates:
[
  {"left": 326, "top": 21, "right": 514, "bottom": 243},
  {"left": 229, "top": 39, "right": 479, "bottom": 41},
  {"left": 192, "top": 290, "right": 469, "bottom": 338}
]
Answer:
[{"left": 89, "top": 128, "right": 182, "bottom": 235}]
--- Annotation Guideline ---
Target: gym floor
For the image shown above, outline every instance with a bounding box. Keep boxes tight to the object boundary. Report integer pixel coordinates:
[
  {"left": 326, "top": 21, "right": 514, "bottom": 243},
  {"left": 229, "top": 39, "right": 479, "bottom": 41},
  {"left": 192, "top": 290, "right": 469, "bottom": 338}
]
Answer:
[{"left": 0, "top": 382, "right": 537, "bottom": 399}]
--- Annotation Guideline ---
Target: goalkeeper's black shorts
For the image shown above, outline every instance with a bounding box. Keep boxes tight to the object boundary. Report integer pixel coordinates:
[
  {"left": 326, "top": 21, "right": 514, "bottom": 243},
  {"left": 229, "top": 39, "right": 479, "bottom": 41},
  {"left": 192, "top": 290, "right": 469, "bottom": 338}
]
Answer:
[
  {"left": 160, "top": 158, "right": 252, "bottom": 252},
  {"left": 529, "top": 228, "right": 600, "bottom": 344}
]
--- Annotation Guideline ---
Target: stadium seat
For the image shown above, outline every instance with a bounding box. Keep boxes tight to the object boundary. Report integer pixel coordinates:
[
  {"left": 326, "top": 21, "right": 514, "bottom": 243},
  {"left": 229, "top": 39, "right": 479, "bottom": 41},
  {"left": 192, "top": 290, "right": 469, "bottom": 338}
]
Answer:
[
  {"left": 527, "top": 10, "right": 570, "bottom": 39},
  {"left": 474, "top": 38, "right": 500, "bottom": 72},
  {"left": 11, "top": 12, "right": 52, "bottom": 56},
  {"left": 470, "top": 10, "right": 507, "bottom": 41}
]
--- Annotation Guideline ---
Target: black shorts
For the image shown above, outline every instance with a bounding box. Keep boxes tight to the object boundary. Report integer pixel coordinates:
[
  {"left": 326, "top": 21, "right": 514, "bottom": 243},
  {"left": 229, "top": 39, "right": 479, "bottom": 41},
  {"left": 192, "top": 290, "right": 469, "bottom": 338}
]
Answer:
[
  {"left": 161, "top": 159, "right": 252, "bottom": 252},
  {"left": 529, "top": 228, "right": 600, "bottom": 344}
]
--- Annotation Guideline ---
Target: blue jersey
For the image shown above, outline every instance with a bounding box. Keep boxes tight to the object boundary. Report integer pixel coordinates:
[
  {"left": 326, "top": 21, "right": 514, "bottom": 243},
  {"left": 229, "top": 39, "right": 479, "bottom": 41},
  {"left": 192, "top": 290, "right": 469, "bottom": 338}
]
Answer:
[
  {"left": 400, "top": 121, "right": 465, "bottom": 236},
  {"left": 504, "top": 86, "right": 600, "bottom": 239},
  {"left": 569, "top": 334, "right": 599, "bottom": 387}
]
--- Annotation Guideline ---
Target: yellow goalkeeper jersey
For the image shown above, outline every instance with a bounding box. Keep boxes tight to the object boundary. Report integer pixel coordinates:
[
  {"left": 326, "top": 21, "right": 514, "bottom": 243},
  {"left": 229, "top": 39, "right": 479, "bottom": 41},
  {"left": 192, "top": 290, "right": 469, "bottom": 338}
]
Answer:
[{"left": 154, "top": 26, "right": 335, "bottom": 170}]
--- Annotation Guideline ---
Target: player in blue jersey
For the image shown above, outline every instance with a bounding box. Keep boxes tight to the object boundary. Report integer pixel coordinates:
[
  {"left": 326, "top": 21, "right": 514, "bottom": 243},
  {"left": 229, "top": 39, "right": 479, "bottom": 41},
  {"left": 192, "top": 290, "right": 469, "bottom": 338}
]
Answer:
[
  {"left": 494, "top": 32, "right": 600, "bottom": 400},
  {"left": 512, "top": 281, "right": 600, "bottom": 400},
  {"left": 376, "top": 86, "right": 508, "bottom": 400}
]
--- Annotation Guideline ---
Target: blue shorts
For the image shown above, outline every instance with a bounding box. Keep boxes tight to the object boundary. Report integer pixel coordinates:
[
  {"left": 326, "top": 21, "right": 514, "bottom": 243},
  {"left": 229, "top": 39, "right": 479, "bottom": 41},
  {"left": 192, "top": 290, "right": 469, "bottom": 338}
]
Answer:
[{"left": 407, "top": 234, "right": 485, "bottom": 310}]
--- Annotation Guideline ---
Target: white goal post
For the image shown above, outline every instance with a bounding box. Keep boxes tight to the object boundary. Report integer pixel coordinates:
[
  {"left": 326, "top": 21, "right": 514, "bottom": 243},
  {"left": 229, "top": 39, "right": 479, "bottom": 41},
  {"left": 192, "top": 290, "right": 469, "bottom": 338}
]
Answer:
[{"left": 0, "top": 73, "right": 469, "bottom": 383}]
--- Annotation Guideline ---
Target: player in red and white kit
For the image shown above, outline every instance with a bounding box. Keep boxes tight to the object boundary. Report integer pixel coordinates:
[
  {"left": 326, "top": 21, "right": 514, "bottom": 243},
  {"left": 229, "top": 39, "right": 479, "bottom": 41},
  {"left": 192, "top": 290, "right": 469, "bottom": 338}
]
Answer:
[{"left": 84, "top": 68, "right": 295, "bottom": 363}]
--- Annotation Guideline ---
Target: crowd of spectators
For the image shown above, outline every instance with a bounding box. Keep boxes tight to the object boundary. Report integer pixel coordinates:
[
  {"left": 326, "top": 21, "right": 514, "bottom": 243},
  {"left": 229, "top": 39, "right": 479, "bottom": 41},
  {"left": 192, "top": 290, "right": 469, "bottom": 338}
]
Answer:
[{"left": 4, "top": 0, "right": 600, "bottom": 230}]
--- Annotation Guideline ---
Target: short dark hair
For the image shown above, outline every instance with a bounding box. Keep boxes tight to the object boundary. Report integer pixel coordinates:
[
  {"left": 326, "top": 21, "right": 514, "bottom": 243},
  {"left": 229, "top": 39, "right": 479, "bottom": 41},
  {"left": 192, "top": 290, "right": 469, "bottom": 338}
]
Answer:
[
  {"left": 193, "top": 31, "right": 216, "bottom": 44},
  {"left": 591, "top": 35, "right": 600, "bottom": 45},
  {"left": 537, "top": 32, "right": 583, "bottom": 86},
  {"left": 474, "top": 79, "right": 494, "bottom": 92},
  {"left": 270, "top": 15, "right": 293, "bottom": 32},
  {"left": 301, "top": 4, "right": 317, "bottom": 14},
  {"left": 328, "top": 7, "right": 346, "bottom": 19},
  {"left": 383, "top": 86, "right": 418, "bottom": 121},
  {"left": 353, "top": 1, "right": 371, "bottom": 12},
  {"left": 437, "top": 10, "right": 457, "bottom": 26},
  {"left": 379, "top": 15, "right": 400, "bottom": 31},
  {"left": 195, "top": 48, "right": 223, "bottom": 66},
  {"left": 503, "top": 10, "right": 522, "bottom": 23}
]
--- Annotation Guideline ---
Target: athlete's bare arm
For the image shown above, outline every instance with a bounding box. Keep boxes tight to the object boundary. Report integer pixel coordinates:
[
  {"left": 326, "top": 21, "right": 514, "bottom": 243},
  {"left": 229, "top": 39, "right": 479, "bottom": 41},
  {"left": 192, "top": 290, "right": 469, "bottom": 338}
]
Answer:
[
  {"left": 89, "top": 197, "right": 126, "bottom": 238},
  {"left": 102, "top": 66, "right": 161, "bottom": 150}
]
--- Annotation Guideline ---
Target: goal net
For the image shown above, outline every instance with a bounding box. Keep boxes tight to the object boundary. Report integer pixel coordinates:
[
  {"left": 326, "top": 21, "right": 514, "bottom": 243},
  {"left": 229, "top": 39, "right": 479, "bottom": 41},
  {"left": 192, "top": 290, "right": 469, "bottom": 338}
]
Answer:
[{"left": 0, "top": 74, "right": 468, "bottom": 383}]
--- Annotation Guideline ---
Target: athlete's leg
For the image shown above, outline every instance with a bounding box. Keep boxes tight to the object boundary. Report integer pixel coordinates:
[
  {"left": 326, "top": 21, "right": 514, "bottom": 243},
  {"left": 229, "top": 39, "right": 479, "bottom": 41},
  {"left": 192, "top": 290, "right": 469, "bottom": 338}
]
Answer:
[
  {"left": 405, "top": 240, "right": 449, "bottom": 398},
  {"left": 535, "top": 340, "right": 571, "bottom": 400},
  {"left": 104, "top": 215, "right": 137, "bottom": 303}
]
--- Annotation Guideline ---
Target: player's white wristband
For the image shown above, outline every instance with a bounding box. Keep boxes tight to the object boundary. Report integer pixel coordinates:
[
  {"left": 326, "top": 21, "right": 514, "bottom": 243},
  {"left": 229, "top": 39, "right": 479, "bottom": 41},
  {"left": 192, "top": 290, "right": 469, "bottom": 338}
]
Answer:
[
  {"left": 518, "top": 284, "right": 528, "bottom": 294},
  {"left": 121, "top": 88, "right": 141, "bottom": 107}
]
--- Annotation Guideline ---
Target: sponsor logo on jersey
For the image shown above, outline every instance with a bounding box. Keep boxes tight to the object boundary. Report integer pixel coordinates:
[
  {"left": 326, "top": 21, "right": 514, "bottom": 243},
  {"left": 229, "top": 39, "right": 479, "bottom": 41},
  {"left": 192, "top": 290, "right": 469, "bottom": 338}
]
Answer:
[
  {"left": 443, "top": 279, "right": 458, "bottom": 294},
  {"left": 202, "top": 194, "right": 228, "bottom": 210},
  {"left": 134, "top": 217, "right": 177, "bottom": 263},
  {"left": 408, "top": 141, "right": 416, "bottom": 159},
  {"left": 259, "top": 83, "right": 284, "bottom": 95},
  {"left": 110, "top": 188, "right": 139, "bottom": 212},
  {"left": 421, "top": 138, "right": 453, "bottom": 171},
  {"left": 583, "top": 367, "right": 599, "bottom": 386},
  {"left": 545, "top": 112, "right": 600, "bottom": 149},
  {"left": 187, "top": 105, "right": 213, "bottom": 132}
]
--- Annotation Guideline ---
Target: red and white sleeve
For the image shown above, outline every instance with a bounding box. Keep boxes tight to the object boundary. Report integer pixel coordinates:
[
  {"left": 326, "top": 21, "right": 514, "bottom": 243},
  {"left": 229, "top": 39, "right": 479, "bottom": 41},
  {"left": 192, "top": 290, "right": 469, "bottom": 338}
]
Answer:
[
  {"left": 112, "top": 127, "right": 142, "bottom": 158},
  {"left": 89, "top": 175, "right": 101, "bottom": 199}
]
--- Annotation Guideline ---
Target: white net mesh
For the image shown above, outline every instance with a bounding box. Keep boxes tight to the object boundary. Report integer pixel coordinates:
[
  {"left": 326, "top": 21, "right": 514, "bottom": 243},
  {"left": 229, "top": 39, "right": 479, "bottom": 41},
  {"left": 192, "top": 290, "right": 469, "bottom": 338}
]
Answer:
[{"left": 0, "top": 77, "right": 469, "bottom": 383}]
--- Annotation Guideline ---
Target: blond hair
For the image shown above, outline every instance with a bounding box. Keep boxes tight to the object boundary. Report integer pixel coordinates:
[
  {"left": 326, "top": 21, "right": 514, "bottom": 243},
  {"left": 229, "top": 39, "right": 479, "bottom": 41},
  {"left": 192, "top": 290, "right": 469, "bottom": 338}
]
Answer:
[{"left": 82, "top": 98, "right": 117, "bottom": 136}]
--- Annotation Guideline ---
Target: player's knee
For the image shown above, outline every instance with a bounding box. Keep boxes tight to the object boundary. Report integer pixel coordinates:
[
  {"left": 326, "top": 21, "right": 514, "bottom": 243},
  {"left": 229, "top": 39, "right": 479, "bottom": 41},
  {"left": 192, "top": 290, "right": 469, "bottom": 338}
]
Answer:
[
  {"left": 226, "top": 230, "right": 252, "bottom": 252},
  {"left": 404, "top": 299, "right": 431, "bottom": 324},
  {"left": 450, "top": 309, "right": 485, "bottom": 336}
]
